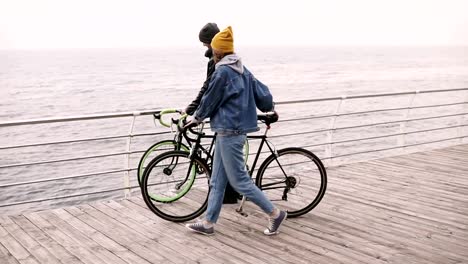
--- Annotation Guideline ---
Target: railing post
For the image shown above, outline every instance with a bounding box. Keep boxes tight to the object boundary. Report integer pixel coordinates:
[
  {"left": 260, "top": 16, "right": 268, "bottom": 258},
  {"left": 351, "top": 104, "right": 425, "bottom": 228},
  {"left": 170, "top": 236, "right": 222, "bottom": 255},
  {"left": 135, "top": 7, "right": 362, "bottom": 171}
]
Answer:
[
  {"left": 124, "top": 112, "right": 139, "bottom": 198},
  {"left": 460, "top": 91, "right": 468, "bottom": 143},
  {"left": 325, "top": 96, "right": 345, "bottom": 166},
  {"left": 399, "top": 90, "right": 418, "bottom": 152}
]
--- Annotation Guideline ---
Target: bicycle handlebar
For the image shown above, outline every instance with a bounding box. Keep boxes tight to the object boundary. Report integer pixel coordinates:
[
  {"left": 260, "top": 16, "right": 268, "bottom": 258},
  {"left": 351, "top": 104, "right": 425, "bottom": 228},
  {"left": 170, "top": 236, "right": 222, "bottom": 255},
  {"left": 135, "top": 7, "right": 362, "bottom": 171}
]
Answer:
[
  {"left": 153, "top": 108, "right": 188, "bottom": 128},
  {"left": 153, "top": 109, "right": 278, "bottom": 142}
]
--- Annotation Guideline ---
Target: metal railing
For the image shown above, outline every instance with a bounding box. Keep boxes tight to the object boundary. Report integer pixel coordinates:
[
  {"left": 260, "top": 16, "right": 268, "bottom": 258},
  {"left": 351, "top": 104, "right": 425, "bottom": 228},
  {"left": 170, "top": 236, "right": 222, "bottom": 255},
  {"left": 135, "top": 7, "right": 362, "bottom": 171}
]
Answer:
[{"left": 0, "top": 87, "right": 467, "bottom": 211}]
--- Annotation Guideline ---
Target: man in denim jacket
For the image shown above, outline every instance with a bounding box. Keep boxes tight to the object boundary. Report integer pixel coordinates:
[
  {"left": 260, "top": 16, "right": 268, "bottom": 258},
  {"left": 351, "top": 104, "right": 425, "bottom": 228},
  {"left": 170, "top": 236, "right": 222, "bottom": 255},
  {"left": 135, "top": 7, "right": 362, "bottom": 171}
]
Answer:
[{"left": 186, "top": 26, "right": 287, "bottom": 236}]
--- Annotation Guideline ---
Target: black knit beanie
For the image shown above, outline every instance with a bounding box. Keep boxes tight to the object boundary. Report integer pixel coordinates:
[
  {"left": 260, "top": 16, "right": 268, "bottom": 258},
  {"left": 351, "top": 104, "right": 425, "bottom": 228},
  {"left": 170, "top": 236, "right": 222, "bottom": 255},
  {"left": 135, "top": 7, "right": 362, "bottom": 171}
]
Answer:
[{"left": 199, "top": 23, "right": 220, "bottom": 44}]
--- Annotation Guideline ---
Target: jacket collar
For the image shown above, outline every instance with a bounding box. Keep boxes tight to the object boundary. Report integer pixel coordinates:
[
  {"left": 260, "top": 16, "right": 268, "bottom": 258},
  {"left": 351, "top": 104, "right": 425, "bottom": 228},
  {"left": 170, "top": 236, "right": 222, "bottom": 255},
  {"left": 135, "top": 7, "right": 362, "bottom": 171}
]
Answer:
[{"left": 215, "top": 54, "right": 244, "bottom": 74}]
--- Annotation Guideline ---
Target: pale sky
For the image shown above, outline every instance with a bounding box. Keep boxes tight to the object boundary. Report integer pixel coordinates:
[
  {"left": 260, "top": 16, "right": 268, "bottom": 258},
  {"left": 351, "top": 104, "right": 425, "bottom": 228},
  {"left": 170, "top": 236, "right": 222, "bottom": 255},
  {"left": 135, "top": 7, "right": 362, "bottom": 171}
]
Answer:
[{"left": 1, "top": 0, "right": 467, "bottom": 49}]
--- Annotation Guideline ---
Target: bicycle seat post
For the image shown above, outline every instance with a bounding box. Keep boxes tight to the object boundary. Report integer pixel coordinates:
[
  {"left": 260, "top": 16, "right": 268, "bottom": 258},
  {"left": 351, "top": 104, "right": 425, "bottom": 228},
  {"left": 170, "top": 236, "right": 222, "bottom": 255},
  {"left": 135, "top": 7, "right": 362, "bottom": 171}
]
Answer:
[{"left": 264, "top": 124, "right": 270, "bottom": 136}]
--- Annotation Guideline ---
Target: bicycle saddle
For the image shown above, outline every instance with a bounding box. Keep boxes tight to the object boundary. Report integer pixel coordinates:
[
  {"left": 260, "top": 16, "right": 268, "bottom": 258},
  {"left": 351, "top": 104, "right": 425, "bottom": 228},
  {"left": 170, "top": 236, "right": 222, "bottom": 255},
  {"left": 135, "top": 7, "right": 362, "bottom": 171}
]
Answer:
[{"left": 258, "top": 111, "right": 279, "bottom": 126}]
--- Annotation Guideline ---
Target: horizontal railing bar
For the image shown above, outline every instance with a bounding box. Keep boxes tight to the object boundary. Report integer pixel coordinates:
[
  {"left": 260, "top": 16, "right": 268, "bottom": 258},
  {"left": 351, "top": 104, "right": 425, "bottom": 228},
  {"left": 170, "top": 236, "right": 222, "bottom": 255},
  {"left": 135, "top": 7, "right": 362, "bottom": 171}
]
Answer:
[
  {"left": 333, "top": 112, "right": 467, "bottom": 131},
  {"left": 320, "top": 102, "right": 466, "bottom": 120},
  {"left": 327, "top": 135, "right": 465, "bottom": 160},
  {"left": 0, "top": 168, "right": 131, "bottom": 188},
  {"left": 276, "top": 101, "right": 467, "bottom": 125},
  {"left": 275, "top": 87, "right": 468, "bottom": 105},
  {"left": 0, "top": 151, "right": 129, "bottom": 169},
  {"left": 2, "top": 112, "right": 466, "bottom": 169},
  {"left": 0, "top": 130, "right": 173, "bottom": 151},
  {"left": 2, "top": 88, "right": 467, "bottom": 128},
  {"left": 269, "top": 128, "right": 330, "bottom": 139},
  {"left": 0, "top": 147, "right": 162, "bottom": 170},
  {"left": 2, "top": 102, "right": 465, "bottom": 151},
  {"left": 0, "top": 185, "right": 141, "bottom": 208},
  {"left": 202, "top": 126, "right": 468, "bottom": 162},
  {"left": 0, "top": 109, "right": 165, "bottom": 128},
  {"left": 301, "top": 124, "right": 467, "bottom": 149},
  {"left": 278, "top": 102, "right": 468, "bottom": 122},
  {"left": 269, "top": 112, "right": 468, "bottom": 139},
  {"left": 0, "top": 167, "right": 141, "bottom": 189},
  {"left": 0, "top": 135, "right": 129, "bottom": 150}
]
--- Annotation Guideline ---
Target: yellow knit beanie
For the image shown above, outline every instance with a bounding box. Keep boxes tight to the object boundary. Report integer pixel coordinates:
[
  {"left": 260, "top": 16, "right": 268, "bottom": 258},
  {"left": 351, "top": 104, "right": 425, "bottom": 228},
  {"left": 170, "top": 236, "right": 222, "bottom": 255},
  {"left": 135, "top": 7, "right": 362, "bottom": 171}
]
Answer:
[{"left": 211, "top": 26, "right": 234, "bottom": 53}]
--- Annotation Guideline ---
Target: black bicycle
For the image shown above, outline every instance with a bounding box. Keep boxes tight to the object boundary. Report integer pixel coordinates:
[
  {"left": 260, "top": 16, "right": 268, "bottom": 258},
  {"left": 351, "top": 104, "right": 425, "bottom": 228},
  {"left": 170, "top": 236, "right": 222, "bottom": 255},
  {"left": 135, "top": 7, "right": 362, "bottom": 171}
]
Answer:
[
  {"left": 140, "top": 112, "right": 327, "bottom": 222},
  {"left": 137, "top": 109, "right": 249, "bottom": 189}
]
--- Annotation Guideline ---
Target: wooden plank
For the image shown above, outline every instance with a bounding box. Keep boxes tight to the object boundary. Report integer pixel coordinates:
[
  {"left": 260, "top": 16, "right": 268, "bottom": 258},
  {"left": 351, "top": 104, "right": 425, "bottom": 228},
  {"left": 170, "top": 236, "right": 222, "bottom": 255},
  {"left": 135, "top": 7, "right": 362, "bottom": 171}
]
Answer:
[
  {"left": 342, "top": 166, "right": 468, "bottom": 202},
  {"left": 166, "top": 187, "right": 384, "bottom": 264},
  {"left": 102, "top": 200, "right": 239, "bottom": 264},
  {"left": 266, "top": 181, "right": 468, "bottom": 262},
  {"left": 8, "top": 215, "right": 83, "bottom": 264},
  {"left": 1, "top": 144, "right": 467, "bottom": 264},
  {"left": 51, "top": 208, "right": 152, "bottom": 264},
  {"left": 0, "top": 216, "right": 61, "bottom": 264},
  {"left": 0, "top": 242, "right": 20, "bottom": 264},
  {"left": 321, "top": 191, "right": 468, "bottom": 247},
  {"left": 180, "top": 189, "right": 352, "bottom": 263},
  {"left": 217, "top": 198, "right": 390, "bottom": 264},
  {"left": 0, "top": 219, "right": 39, "bottom": 264},
  {"left": 313, "top": 197, "right": 467, "bottom": 262},
  {"left": 89, "top": 201, "right": 217, "bottom": 264},
  {"left": 120, "top": 198, "right": 269, "bottom": 264},
  {"left": 351, "top": 160, "right": 468, "bottom": 190},
  {"left": 23, "top": 212, "right": 107, "bottom": 264},
  {"left": 82, "top": 202, "right": 204, "bottom": 264},
  {"left": 37, "top": 210, "right": 127, "bottom": 264},
  {"left": 63, "top": 206, "right": 173, "bottom": 264},
  {"left": 326, "top": 168, "right": 468, "bottom": 230},
  {"left": 329, "top": 171, "right": 468, "bottom": 220},
  {"left": 139, "top": 190, "right": 315, "bottom": 264}
]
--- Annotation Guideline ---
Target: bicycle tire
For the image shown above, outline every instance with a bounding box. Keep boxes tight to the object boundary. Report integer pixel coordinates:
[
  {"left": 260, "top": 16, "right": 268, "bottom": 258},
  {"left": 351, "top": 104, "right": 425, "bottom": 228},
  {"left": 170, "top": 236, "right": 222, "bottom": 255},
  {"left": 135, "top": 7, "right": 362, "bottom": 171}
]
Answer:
[
  {"left": 141, "top": 150, "right": 211, "bottom": 222},
  {"left": 255, "top": 147, "right": 327, "bottom": 218},
  {"left": 137, "top": 140, "right": 190, "bottom": 187}
]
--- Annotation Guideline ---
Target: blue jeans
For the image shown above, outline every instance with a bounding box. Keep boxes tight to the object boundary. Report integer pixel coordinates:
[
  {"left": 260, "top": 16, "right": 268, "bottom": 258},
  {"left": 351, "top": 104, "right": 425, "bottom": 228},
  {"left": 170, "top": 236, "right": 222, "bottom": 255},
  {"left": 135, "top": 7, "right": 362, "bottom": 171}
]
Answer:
[{"left": 205, "top": 134, "right": 275, "bottom": 223}]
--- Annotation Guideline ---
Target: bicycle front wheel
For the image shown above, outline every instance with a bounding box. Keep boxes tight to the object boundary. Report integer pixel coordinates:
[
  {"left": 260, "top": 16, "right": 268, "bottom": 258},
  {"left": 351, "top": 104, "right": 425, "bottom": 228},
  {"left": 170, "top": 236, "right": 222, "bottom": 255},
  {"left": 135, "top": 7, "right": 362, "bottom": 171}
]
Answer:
[
  {"left": 137, "top": 140, "right": 190, "bottom": 187},
  {"left": 256, "top": 147, "right": 327, "bottom": 218},
  {"left": 141, "top": 150, "right": 211, "bottom": 222}
]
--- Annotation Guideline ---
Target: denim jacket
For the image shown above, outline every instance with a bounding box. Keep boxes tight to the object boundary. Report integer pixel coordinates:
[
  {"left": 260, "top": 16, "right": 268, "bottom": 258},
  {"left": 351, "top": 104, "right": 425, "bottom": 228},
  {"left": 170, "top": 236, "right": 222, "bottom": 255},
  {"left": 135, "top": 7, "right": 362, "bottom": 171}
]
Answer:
[{"left": 194, "top": 54, "right": 274, "bottom": 134}]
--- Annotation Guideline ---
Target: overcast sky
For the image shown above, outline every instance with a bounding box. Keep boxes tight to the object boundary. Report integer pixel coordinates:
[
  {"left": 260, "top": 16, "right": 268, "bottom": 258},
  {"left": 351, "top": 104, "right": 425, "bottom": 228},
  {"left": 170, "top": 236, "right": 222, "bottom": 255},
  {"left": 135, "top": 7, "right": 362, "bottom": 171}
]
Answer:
[{"left": 1, "top": 0, "right": 467, "bottom": 49}]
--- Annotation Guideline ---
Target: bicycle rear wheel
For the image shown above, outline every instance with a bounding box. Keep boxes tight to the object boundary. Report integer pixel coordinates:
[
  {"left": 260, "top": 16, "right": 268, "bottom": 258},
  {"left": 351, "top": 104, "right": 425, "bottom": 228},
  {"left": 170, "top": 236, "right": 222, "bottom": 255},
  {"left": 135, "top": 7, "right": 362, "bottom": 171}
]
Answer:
[
  {"left": 141, "top": 150, "right": 210, "bottom": 222},
  {"left": 256, "top": 147, "right": 327, "bottom": 217}
]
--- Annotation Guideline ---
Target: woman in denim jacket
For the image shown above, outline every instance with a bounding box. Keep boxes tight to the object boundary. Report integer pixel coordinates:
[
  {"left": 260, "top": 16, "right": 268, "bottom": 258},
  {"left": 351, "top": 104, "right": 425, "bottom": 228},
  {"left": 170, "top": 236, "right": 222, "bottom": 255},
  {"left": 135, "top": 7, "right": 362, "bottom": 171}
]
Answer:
[{"left": 186, "top": 26, "right": 287, "bottom": 236}]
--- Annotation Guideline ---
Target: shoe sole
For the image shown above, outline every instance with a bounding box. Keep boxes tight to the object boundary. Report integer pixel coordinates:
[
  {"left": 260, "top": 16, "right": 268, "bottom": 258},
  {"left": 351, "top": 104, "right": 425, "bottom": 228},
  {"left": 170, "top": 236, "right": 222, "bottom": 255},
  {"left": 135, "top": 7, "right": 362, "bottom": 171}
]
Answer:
[{"left": 263, "top": 231, "right": 279, "bottom": 236}]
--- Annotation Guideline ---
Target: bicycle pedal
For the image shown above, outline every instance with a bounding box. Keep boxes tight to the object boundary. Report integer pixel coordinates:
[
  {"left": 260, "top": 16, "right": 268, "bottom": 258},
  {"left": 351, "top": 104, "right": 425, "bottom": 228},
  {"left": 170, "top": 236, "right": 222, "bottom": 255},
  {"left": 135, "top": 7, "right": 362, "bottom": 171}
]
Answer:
[
  {"left": 239, "top": 211, "right": 248, "bottom": 217},
  {"left": 235, "top": 208, "right": 248, "bottom": 217}
]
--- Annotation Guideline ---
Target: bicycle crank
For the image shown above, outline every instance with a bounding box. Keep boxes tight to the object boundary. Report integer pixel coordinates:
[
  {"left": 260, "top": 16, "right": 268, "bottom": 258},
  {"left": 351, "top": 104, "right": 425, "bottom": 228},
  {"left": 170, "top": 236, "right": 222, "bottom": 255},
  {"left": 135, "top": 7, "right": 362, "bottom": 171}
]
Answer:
[
  {"left": 163, "top": 167, "right": 172, "bottom": 176},
  {"left": 282, "top": 176, "right": 298, "bottom": 201}
]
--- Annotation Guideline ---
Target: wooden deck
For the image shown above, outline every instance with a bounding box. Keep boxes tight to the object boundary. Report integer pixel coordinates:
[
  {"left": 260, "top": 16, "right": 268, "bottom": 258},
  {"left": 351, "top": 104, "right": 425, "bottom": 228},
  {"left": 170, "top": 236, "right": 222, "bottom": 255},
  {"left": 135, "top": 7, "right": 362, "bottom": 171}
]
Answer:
[{"left": 1, "top": 144, "right": 467, "bottom": 264}]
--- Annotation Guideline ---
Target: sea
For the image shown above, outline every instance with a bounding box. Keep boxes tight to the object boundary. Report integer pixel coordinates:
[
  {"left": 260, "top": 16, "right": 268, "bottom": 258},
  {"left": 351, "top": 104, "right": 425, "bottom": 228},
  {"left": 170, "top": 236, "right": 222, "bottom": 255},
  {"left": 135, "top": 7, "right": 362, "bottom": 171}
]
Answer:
[{"left": 1, "top": 46, "right": 468, "bottom": 215}]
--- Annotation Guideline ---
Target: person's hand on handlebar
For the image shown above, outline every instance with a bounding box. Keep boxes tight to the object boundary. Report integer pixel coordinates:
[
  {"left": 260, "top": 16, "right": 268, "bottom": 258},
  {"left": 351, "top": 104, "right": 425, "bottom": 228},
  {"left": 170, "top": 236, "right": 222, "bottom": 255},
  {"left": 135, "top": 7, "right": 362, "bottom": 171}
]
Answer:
[{"left": 183, "top": 116, "right": 202, "bottom": 130}]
